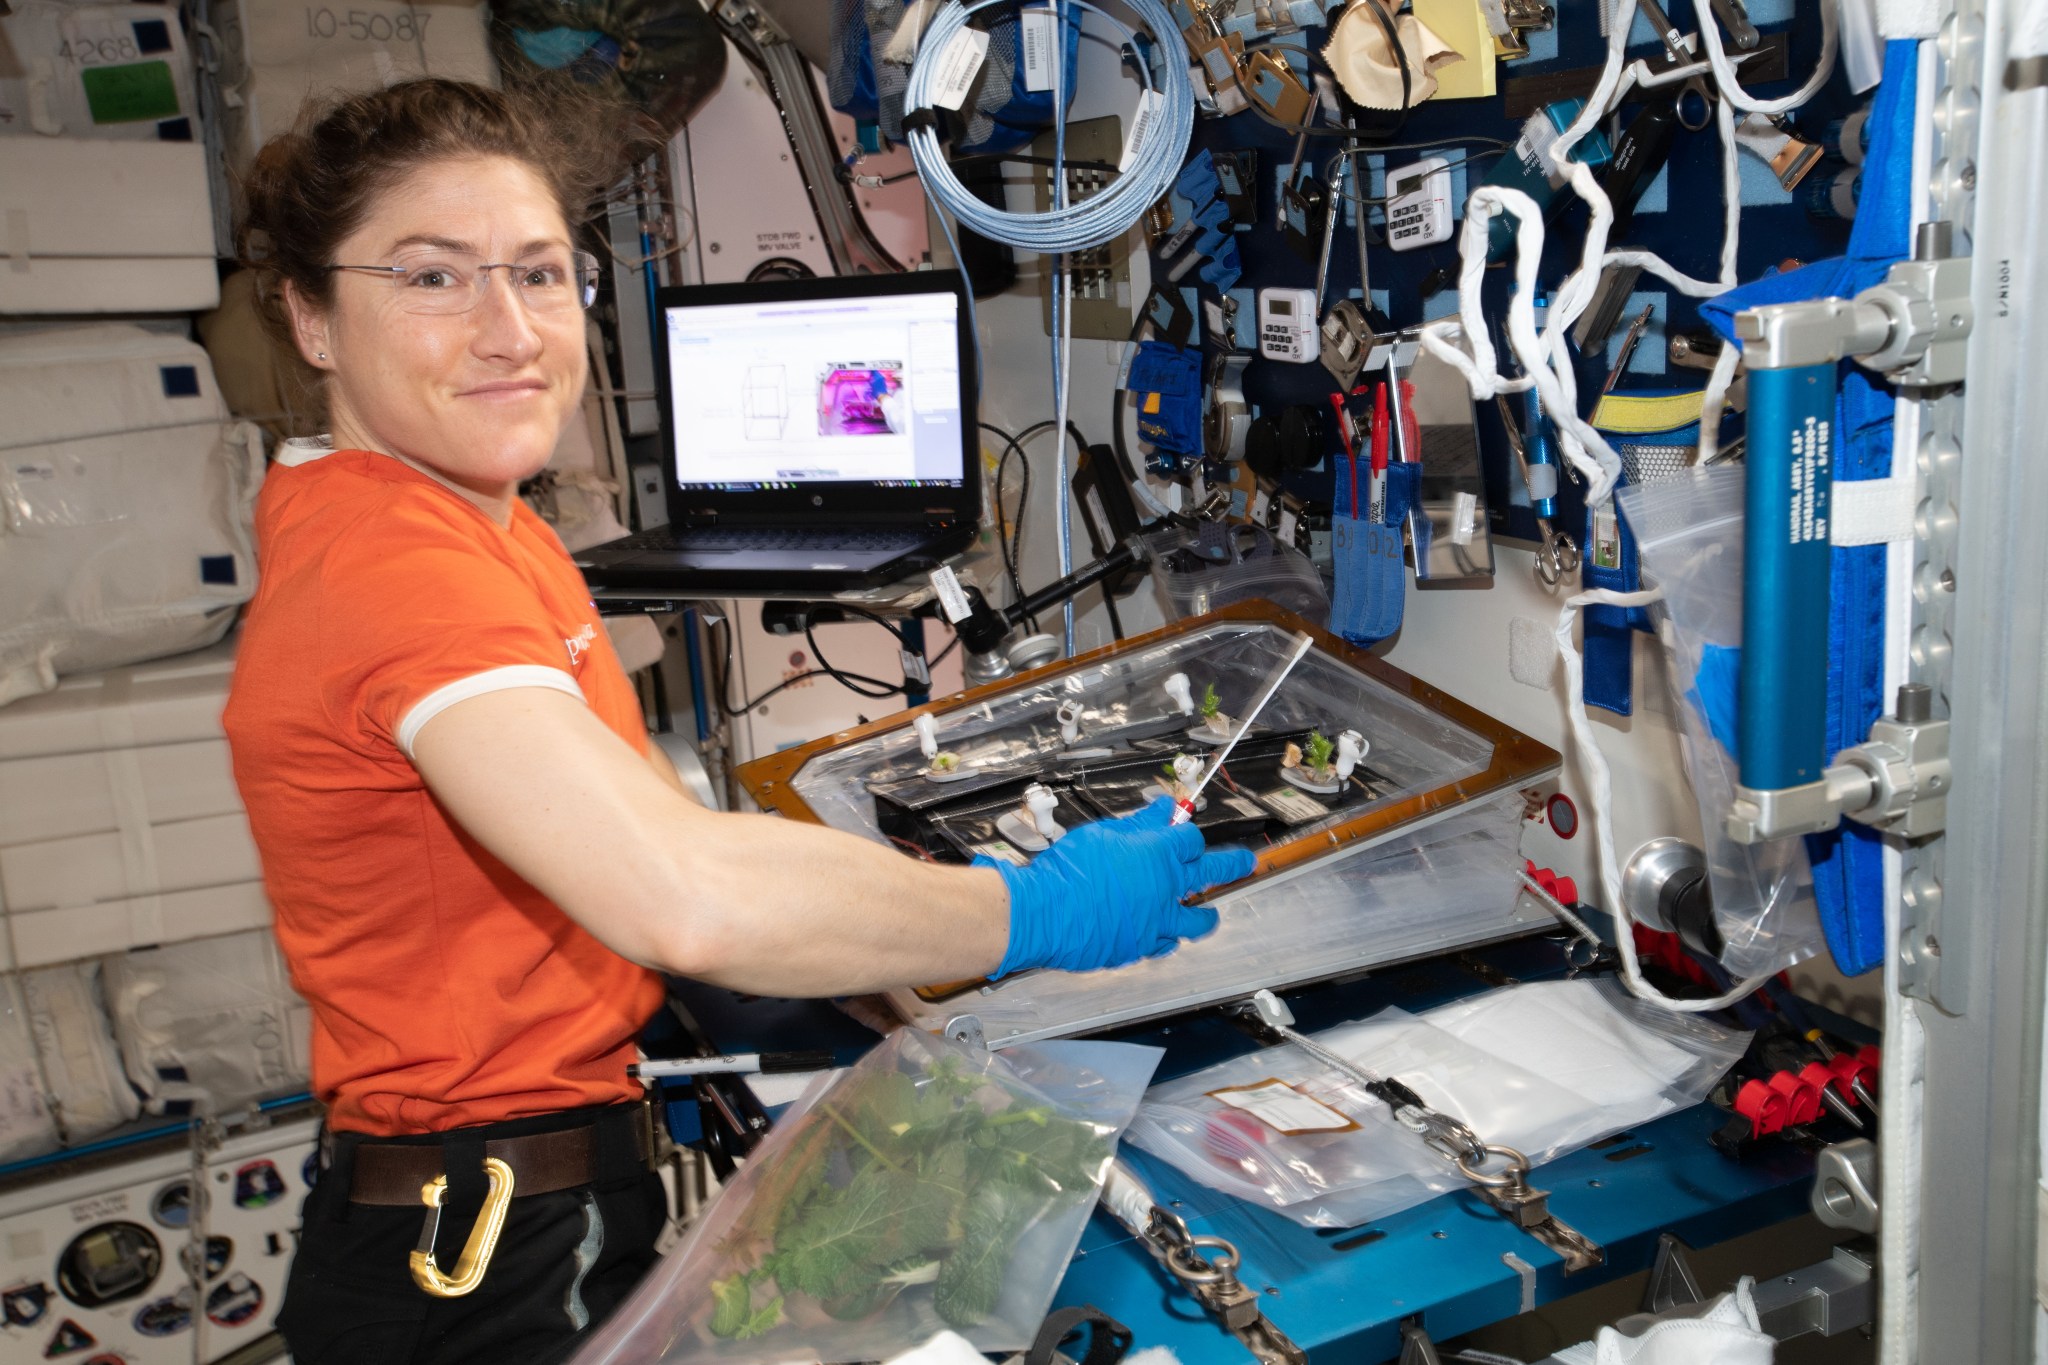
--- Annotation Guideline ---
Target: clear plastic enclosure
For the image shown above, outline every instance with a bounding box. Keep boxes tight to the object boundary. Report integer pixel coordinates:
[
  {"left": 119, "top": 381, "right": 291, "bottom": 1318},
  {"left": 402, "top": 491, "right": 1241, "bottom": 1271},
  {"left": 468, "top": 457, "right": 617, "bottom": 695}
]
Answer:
[{"left": 742, "top": 604, "right": 1560, "bottom": 1044}]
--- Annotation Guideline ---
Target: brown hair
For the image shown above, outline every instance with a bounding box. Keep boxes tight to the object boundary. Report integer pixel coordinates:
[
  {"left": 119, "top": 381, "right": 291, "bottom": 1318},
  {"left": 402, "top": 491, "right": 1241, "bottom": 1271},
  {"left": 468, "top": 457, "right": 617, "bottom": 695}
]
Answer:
[{"left": 235, "top": 77, "right": 643, "bottom": 353}]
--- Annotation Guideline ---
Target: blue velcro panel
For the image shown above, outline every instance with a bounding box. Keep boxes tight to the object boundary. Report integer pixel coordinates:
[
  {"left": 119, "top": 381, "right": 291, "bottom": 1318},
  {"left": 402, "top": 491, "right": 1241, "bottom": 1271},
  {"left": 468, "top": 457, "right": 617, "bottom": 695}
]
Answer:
[
  {"left": 1523, "top": 26, "right": 1560, "bottom": 62},
  {"left": 1608, "top": 290, "right": 1671, "bottom": 376},
  {"left": 1699, "top": 40, "right": 1919, "bottom": 977},
  {"left": 1737, "top": 149, "right": 1796, "bottom": 206}
]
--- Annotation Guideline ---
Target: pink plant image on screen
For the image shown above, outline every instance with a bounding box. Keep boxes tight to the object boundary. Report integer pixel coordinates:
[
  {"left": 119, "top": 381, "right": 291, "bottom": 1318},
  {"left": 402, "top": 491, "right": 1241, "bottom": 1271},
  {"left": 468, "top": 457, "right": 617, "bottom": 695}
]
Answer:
[{"left": 817, "top": 364, "right": 905, "bottom": 436}]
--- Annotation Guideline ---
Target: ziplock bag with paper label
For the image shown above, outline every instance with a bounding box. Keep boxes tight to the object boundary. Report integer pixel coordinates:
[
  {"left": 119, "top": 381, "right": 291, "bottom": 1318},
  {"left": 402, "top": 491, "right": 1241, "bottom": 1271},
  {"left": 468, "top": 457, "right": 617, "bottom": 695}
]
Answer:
[
  {"left": 1123, "top": 978, "right": 1744, "bottom": 1228},
  {"left": 572, "top": 1029, "right": 1160, "bottom": 1364}
]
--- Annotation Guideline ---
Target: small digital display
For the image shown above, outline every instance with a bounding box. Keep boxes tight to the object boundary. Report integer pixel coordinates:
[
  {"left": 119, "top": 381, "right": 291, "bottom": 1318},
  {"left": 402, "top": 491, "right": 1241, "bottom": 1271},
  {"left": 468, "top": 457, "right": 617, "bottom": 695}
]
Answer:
[{"left": 1268, "top": 299, "right": 1292, "bottom": 316}]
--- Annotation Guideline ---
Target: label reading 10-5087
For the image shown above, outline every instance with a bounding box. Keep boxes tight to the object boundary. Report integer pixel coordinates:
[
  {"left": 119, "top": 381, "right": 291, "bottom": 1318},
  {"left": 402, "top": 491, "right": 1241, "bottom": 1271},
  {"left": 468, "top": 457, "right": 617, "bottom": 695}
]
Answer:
[{"left": 305, "top": 8, "right": 434, "bottom": 43}]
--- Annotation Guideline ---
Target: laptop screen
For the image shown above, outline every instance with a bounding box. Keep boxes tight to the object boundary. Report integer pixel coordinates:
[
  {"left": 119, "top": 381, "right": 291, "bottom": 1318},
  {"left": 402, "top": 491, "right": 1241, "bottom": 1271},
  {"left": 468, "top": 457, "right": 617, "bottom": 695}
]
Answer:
[{"left": 662, "top": 286, "right": 966, "bottom": 493}]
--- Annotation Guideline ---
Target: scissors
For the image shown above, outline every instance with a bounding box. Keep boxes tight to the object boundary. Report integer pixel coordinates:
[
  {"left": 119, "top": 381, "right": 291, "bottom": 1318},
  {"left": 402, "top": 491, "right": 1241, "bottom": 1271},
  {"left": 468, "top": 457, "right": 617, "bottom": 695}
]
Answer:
[{"left": 1632, "top": 0, "right": 1718, "bottom": 131}]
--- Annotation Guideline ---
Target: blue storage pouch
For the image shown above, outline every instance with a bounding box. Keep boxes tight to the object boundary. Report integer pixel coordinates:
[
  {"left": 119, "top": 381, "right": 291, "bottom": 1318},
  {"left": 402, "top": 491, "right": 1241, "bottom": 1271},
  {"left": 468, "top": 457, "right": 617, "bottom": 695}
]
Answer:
[
  {"left": 1584, "top": 393, "right": 1708, "bottom": 716},
  {"left": 1128, "top": 342, "right": 1202, "bottom": 457},
  {"left": 1330, "top": 452, "right": 1417, "bottom": 647}
]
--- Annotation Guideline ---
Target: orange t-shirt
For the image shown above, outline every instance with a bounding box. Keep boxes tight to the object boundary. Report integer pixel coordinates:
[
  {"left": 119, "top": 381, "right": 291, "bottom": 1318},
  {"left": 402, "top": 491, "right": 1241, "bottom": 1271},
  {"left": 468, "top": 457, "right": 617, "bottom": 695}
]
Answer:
[{"left": 224, "top": 447, "right": 664, "bottom": 1136}]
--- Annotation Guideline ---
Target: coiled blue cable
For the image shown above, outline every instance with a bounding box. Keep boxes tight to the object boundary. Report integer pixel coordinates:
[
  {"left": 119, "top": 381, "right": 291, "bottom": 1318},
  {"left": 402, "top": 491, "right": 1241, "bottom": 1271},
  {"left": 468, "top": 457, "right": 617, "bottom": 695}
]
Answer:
[{"left": 904, "top": 0, "right": 1193, "bottom": 253}]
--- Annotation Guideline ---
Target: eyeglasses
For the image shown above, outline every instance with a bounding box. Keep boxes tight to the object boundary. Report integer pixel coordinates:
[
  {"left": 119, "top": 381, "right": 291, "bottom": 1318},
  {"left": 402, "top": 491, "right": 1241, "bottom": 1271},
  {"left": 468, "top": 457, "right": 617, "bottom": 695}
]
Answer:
[{"left": 325, "top": 247, "right": 601, "bottom": 315}]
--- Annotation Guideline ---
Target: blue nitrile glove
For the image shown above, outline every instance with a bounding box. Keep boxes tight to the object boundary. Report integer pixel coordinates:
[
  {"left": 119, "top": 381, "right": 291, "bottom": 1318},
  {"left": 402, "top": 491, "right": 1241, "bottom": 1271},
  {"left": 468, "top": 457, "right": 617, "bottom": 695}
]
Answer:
[{"left": 976, "top": 797, "right": 1255, "bottom": 978}]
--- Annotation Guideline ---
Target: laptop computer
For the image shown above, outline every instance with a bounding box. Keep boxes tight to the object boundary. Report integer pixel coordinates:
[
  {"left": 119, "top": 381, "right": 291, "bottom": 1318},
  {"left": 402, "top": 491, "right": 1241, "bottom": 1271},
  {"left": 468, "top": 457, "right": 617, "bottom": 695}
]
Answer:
[{"left": 574, "top": 271, "right": 980, "bottom": 593}]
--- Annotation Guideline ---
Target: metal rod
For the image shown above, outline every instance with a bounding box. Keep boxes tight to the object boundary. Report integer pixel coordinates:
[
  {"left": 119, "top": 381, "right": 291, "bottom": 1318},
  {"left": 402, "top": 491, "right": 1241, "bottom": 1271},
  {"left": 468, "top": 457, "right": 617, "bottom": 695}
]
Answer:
[{"left": 1174, "top": 632, "right": 1315, "bottom": 824}]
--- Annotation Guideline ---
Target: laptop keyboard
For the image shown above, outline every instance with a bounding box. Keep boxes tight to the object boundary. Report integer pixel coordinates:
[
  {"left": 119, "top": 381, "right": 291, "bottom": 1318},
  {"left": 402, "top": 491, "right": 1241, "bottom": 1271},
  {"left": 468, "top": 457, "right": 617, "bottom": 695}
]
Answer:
[{"left": 614, "top": 525, "right": 930, "bottom": 554}]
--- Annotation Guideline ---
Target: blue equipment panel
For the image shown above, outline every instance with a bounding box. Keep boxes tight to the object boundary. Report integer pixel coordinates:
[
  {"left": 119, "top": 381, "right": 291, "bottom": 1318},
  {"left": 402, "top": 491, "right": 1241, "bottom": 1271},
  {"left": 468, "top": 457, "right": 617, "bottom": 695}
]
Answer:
[
  {"left": 1038, "top": 939, "right": 1817, "bottom": 1360},
  {"left": 663, "top": 936, "right": 1823, "bottom": 1362}
]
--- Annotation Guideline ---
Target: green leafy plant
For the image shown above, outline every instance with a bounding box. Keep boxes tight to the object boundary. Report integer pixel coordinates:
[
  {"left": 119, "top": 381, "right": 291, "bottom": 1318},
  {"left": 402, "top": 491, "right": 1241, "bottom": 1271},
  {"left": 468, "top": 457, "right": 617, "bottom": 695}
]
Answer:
[
  {"left": 703, "top": 1054, "right": 1113, "bottom": 1340},
  {"left": 1304, "top": 731, "right": 1336, "bottom": 774},
  {"left": 1199, "top": 683, "right": 1222, "bottom": 720}
]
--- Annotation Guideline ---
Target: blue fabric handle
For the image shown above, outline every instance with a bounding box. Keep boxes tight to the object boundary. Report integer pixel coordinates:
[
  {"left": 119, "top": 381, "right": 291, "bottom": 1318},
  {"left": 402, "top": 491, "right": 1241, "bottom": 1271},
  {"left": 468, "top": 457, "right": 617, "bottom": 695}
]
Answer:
[{"left": 1696, "top": 40, "right": 1920, "bottom": 977}]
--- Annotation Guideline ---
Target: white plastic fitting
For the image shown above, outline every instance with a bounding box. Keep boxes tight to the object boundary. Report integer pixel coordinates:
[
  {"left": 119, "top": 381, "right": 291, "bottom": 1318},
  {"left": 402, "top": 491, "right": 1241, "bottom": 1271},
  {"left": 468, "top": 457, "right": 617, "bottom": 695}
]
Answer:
[
  {"left": 1164, "top": 672, "right": 1195, "bottom": 716},
  {"left": 1336, "top": 730, "right": 1367, "bottom": 781},
  {"left": 914, "top": 713, "right": 939, "bottom": 762},
  {"left": 1056, "top": 699, "right": 1084, "bottom": 745},
  {"left": 1024, "top": 783, "right": 1064, "bottom": 841}
]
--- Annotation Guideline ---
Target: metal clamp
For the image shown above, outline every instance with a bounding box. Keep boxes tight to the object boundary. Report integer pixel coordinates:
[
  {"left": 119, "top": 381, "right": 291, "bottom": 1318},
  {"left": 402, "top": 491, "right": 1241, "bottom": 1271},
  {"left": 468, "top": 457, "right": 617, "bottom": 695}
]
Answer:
[
  {"left": 409, "top": 1157, "right": 514, "bottom": 1298},
  {"left": 1144, "top": 1210, "right": 1307, "bottom": 1364},
  {"left": 1728, "top": 683, "right": 1951, "bottom": 843},
  {"left": 1205, "top": 353, "right": 1253, "bottom": 461},
  {"left": 1738, "top": 228, "right": 1972, "bottom": 388},
  {"left": 1452, "top": 1144, "right": 1605, "bottom": 1272}
]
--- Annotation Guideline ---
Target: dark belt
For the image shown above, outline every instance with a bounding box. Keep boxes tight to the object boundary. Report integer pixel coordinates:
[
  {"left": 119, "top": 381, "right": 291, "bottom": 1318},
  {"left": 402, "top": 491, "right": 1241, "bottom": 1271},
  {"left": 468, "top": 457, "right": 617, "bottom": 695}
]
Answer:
[{"left": 336, "top": 1103, "right": 657, "bottom": 1207}]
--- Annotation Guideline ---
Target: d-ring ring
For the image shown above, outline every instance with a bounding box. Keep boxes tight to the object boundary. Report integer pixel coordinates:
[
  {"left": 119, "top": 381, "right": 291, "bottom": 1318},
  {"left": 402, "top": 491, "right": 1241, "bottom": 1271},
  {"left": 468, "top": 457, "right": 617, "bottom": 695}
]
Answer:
[
  {"left": 1165, "top": 1234, "right": 1240, "bottom": 1286},
  {"left": 1455, "top": 1144, "right": 1532, "bottom": 1189}
]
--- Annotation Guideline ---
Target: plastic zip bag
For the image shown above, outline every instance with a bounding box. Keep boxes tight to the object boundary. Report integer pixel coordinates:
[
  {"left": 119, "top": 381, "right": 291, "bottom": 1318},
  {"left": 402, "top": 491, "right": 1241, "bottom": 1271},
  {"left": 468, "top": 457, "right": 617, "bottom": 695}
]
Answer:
[
  {"left": 1123, "top": 978, "right": 1746, "bottom": 1228},
  {"left": 1616, "top": 466, "right": 1825, "bottom": 978},
  {"left": 573, "top": 1030, "right": 1161, "bottom": 1364}
]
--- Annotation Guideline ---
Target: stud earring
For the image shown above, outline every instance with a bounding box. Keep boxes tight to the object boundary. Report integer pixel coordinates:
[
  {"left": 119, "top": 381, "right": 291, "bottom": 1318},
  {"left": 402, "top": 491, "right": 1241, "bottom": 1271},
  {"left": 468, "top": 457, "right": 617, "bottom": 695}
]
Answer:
[{"left": 317, "top": 352, "right": 327, "bottom": 361}]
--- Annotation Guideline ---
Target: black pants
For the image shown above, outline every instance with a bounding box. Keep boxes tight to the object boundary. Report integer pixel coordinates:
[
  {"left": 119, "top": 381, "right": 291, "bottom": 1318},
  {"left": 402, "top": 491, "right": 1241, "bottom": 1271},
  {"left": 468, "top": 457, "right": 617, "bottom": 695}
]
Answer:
[{"left": 278, "top": 1105, "right": 667, "bottom": 1365}]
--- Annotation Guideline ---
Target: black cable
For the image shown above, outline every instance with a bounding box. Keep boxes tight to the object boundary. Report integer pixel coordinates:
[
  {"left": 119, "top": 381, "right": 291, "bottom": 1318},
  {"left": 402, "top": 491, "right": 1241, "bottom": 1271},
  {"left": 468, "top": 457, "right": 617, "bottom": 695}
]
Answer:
[
  {"left": 1367, "top": 0, "right": 1413, "bottom": 136},
  {"left": 802, "top": 602, "right": 925, "bottom": 700},
  {"left": 710, "top": 616, "right": 903, "bottom": 716},
  {"left": 979, "top": 420, "right": 1034, "bottom": 628},
  {"left": 981, "top": 417, "right": 1092, "bottom": 634}
]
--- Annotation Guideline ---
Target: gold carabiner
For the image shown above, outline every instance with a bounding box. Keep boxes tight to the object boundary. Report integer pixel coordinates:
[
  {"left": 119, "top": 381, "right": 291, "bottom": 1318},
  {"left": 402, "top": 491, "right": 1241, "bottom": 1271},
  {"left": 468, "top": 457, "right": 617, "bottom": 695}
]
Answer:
[{"left": 408, "top": 1156, "right": 514, "bottom": 1298}]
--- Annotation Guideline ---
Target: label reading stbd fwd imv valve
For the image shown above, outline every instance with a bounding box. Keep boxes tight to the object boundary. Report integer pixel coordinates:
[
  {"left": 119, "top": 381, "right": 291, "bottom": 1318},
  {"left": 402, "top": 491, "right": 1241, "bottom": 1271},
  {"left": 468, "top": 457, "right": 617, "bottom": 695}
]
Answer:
[{"left": 1784, "top": 413, "right": 1833, "bottom": 545}]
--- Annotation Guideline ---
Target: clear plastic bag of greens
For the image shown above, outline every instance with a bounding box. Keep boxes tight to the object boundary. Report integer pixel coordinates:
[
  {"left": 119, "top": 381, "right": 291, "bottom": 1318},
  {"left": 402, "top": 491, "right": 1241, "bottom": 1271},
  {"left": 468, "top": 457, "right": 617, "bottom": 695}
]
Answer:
[
  {"left": 1616, "top": 467, "right": 1824, "bottom": 978},
  {"left": 572, "top": 1030, "right": 1161, "bottom": 1365}
]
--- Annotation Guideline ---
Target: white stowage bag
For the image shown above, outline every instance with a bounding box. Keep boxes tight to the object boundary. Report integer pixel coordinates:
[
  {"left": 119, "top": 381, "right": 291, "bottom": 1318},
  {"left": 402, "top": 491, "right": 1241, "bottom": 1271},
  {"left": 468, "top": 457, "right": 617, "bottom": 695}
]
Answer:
[
  {"left": 0, "top": 962, "right": 143, "bottom": 1160},
  {"left": 100, "top": 929, "right": 311, "bottom": 1115},
  {"left": 0, "top": 324, "right": 264, "bottom": 707},
  {"left": 1551, "top": 1279, "right": 1776, "bottom": 1365}
]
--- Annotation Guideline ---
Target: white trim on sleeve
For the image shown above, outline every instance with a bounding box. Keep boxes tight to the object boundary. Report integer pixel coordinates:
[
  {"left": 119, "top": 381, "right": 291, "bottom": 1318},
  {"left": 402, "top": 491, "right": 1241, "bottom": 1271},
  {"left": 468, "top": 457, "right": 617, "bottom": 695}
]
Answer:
[{"left": 395, "top": 665, "right": 586, "bottom": 759}]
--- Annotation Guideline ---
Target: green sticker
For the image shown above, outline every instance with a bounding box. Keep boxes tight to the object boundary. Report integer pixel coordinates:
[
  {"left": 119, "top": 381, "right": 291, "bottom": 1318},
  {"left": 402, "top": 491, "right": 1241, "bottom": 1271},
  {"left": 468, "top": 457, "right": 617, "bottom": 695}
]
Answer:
[{"left": 80, "top": 61, "right": 179, "bottom": 125}]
